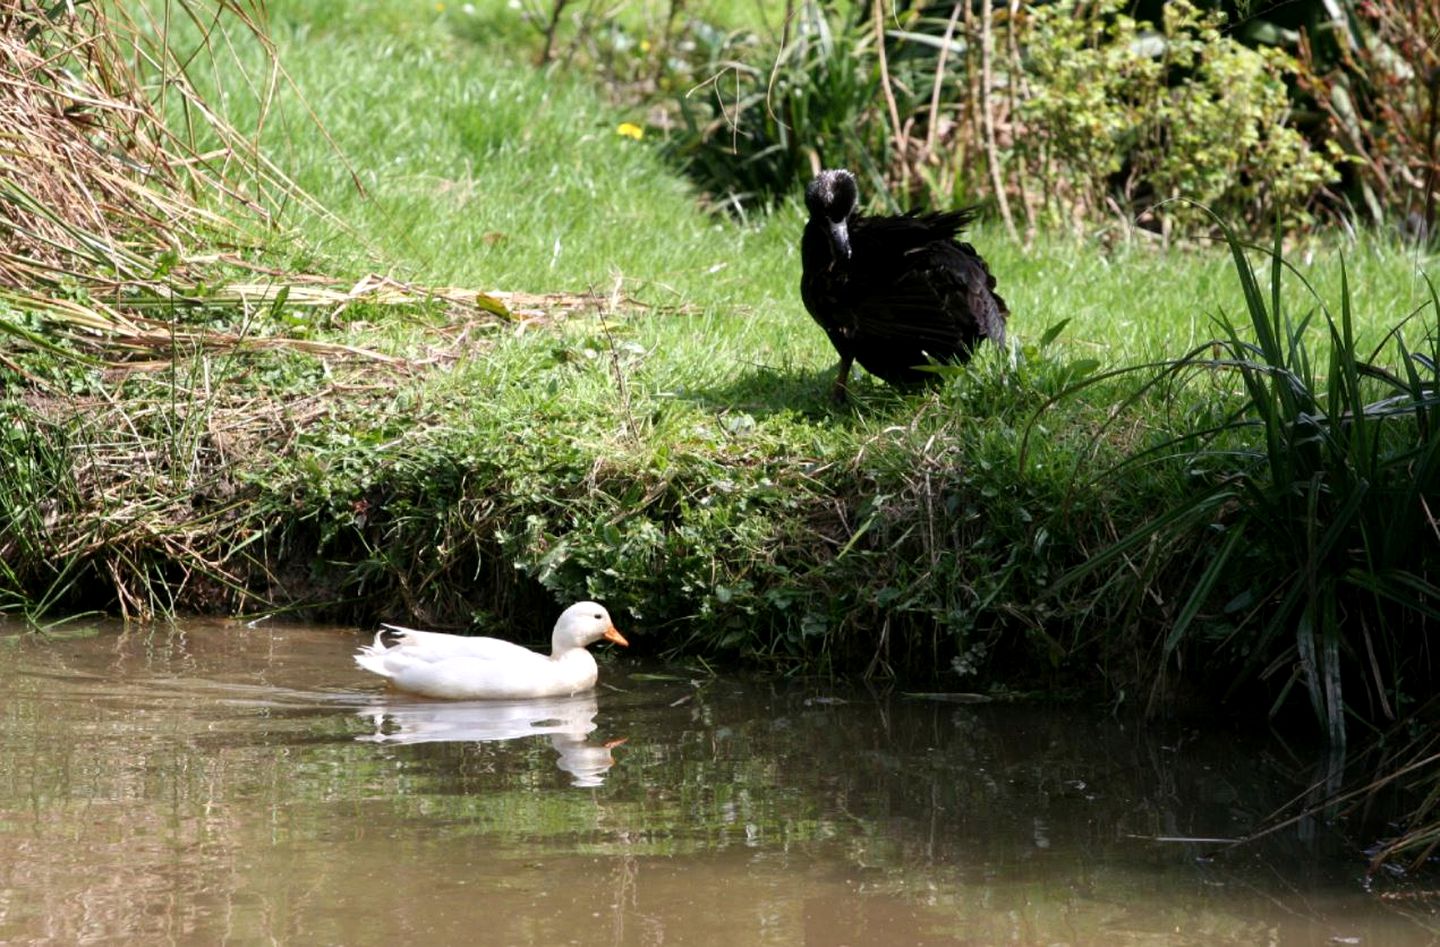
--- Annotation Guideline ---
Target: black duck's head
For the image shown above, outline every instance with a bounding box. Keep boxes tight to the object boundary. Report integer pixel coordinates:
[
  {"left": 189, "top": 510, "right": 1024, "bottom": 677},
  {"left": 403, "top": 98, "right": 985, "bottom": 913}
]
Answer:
[{"left": 805, "top": 168, "right": 858, "bottom": 262}]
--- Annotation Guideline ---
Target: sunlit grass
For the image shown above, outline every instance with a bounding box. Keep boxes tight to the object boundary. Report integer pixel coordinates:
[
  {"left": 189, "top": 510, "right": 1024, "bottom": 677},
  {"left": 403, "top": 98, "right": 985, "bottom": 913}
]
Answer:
[
  {"left": 6, "top": 0, "right": 1436, "bottom": 691},
  {"left": 215, "top": 2, "right": 1431, "bottom": 379}
]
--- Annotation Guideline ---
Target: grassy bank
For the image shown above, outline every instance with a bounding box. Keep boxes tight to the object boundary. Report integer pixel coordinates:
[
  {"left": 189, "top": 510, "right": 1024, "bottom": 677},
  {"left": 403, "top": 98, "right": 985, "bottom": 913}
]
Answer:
[{"left": 2, "top": 0, "right": 1436, "bottom": 726}]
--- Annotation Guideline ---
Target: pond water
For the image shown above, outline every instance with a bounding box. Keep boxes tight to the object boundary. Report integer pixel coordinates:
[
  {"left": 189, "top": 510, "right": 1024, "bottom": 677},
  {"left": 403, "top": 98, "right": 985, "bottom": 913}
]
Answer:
[{"left": 0, "top": 619, "right": 1434, "bottom": 945}]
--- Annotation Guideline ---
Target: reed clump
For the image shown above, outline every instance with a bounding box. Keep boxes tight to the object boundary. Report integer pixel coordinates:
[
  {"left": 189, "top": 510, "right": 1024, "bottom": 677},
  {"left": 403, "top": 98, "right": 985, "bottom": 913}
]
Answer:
[{"left": 1049, "top": 225, "right": 1439, "bottom": 742}]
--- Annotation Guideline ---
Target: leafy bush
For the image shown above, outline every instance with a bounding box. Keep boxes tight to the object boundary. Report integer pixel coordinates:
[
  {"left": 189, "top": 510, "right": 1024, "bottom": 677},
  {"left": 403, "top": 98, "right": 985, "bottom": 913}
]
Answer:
[
  {"left": 645, "top": 0, "right": 1338, "bottom": 234},
  {"left": 664, "top": 1, "right": 900, "bottom": 212},
  {"left": 1018, "top": 0, "right": 1336, "bottom": 234}
]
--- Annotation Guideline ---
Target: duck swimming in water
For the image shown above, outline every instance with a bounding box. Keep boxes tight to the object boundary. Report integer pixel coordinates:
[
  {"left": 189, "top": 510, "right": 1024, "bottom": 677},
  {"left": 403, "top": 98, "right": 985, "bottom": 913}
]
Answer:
[
  {"left": 354, "top": 601, "right": 627, "bottom": 700},
  {"left": 800, "top": 168, "right": 1008, "bottom": 401}
]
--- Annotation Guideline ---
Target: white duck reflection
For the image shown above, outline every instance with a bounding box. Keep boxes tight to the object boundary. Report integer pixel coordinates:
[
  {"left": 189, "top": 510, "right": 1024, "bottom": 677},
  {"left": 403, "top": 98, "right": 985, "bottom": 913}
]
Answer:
[{"left": 356, "top": 693, "right": 622, "bottom": 788}]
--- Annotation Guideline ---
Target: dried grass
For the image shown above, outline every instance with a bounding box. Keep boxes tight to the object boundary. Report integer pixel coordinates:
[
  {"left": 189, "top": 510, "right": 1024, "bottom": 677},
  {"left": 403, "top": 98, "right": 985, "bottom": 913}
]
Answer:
[
  {"left": 0, "top": 4, "right": 664, "bottom": 376},
  {"left": 13, "top": 376, "right": 391, "bottom": 619},
  {"left": 0, "top": 3, "right": 269, "bottom": 283},
  {"left": 0, "top": 1, "right": 387, "bottom": 372}
]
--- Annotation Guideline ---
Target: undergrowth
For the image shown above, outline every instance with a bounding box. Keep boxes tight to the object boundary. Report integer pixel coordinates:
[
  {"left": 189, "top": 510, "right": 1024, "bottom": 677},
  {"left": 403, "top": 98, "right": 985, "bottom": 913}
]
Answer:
[
  {"left": 1, "top": 327, "right": 1169, "bottom": 694},
  {"left": 0, "top": 0, "right": 1435, "bottom": 713}
]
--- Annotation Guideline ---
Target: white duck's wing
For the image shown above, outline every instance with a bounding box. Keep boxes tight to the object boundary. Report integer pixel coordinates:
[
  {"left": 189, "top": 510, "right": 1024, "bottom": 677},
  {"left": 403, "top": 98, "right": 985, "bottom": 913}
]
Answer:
[
  {"left": 380, "top": 650, "right": 572, "bottom": 700},
  {"left": 380, "top": 624, "right": 541, "bottom": 661}
]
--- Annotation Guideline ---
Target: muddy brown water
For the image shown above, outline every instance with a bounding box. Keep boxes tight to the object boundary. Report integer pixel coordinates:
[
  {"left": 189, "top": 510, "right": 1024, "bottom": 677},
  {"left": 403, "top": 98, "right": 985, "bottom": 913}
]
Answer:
[{"left": 0, "top": 619, "right": 1435, "bottom": 945}]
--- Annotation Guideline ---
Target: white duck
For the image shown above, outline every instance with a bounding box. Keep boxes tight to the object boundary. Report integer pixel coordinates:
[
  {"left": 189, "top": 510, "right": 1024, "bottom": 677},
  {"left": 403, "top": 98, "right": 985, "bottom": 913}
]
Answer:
[{"left": 354, "top": 601, "right": 628, "bottom": 699}]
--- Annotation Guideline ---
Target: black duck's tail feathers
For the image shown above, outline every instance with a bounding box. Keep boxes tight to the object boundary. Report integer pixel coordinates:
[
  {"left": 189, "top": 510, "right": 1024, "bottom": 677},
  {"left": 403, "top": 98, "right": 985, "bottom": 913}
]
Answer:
[
  {"left": 974, "top": 283, "right": 1008, "bottom": 347},
  {"left": 913, "top": 205, "right": 983, "bottom": 236}
]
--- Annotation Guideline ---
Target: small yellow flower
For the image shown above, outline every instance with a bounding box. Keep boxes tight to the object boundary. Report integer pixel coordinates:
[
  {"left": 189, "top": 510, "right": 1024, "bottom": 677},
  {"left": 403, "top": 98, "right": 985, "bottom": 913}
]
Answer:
[
  {"left": 434, "top": 2, "right": 444, "bottom": 10},
  {"left": 639, "top": 39, "right": 652, "bottom": 53},
  {"left": 616, "top": 122, "right": 644, "bottom": 141}
]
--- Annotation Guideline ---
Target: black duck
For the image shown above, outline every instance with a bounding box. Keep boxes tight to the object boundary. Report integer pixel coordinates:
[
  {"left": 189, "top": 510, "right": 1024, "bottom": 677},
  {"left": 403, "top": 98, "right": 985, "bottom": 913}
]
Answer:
[{"left": 800, "top": 168, "right": 1008, "bottom": 400}]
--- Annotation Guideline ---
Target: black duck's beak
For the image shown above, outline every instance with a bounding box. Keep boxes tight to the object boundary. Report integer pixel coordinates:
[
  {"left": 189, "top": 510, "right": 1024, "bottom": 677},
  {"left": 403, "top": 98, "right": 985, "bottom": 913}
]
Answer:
[{"left": 827, "top": 219, "right": 851, "bottom": 262}]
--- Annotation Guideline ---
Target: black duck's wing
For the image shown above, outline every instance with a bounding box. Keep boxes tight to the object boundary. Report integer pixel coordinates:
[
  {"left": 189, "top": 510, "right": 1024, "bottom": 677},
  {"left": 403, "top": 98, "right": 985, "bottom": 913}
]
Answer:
[
  {"left": 844, "top": 214, "right": 1005, "bottom": 351},
  {"left": 954, "top": 238, "right": 1008, "bottom": 347}
]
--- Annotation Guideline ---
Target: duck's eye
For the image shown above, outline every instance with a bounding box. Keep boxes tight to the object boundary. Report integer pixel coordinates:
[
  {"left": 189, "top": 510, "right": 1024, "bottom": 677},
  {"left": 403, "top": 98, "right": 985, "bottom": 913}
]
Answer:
[{"left": 593, "top": 613, "right": 602, "bottom": 620}]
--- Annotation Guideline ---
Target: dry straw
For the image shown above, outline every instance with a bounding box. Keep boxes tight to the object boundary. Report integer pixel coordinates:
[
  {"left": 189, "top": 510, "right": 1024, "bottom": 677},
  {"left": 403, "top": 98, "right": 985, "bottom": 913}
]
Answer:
[
  {"left": 0, "top": 1, "right": 471, "bottom": 371},
  {"left": 0, "top": 3, "right": 269, "bottom": 280}
]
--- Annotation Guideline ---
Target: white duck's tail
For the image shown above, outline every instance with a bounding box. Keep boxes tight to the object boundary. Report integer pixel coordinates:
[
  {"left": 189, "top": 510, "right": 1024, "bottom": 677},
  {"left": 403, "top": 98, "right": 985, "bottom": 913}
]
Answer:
[{"left": 354, "top": 628, "right": 397, "bottom": 678}]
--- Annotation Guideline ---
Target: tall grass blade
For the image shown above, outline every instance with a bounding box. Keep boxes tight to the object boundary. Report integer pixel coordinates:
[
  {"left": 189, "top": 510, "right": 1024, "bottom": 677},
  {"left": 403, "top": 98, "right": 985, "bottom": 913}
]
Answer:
[{"left": 1162, "top": 522, "right": 1245, "bottom": 660}]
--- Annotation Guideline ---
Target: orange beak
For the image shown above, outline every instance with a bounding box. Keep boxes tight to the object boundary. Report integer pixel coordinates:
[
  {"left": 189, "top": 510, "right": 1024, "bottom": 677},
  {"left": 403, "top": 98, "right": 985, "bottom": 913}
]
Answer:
[{"left": 603, "top": 625, "right": 629, "bottom": 647}]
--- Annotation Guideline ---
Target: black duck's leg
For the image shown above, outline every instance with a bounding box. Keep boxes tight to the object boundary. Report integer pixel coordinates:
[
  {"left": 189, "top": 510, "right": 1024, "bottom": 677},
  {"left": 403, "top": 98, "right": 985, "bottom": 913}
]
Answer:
[{"left": 831, "top": 353, "right": 853, "bottom": 403}]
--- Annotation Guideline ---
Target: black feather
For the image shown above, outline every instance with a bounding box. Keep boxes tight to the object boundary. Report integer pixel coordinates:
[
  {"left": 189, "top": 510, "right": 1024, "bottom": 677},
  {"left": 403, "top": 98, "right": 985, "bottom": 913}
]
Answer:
[{"left": 800, "top": 169, "right": 1008, "bottom": 400}]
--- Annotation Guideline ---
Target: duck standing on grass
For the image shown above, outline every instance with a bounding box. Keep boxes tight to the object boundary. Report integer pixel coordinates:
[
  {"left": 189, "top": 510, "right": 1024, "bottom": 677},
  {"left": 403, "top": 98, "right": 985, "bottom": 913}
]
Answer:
[
  {"left": 800, "top": 168, "right": 1009, "bottom": 401},
  {"left": 355, "top": 602, "right": 628, "bottom": 700}
]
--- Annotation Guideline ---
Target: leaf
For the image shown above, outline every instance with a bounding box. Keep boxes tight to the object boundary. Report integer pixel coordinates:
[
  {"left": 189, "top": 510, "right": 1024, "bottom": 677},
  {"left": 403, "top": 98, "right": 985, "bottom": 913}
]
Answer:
[
  {"left": 1163, "top": 524, "right": 1246, "bottom": 659},
  {"left": 1037, "top": 318, "right": 1072, "bottom": 349},
  {"left": 1063, "top": 358, "right": 1101, "bottom": 382}
]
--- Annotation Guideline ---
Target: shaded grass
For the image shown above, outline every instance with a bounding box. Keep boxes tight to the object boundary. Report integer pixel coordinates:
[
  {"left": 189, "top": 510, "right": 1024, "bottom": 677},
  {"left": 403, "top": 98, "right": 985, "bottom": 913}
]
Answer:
[{"left": 1, "top": 0, "right": 1435, "bottom": 704}]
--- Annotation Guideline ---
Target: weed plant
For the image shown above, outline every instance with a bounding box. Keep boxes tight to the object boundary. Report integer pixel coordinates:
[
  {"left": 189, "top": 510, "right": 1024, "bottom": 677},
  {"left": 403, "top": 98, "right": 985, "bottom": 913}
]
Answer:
[
  {"left": 1052, "top": 223, "right": 1439, "bottom": 745},
  {"left": 666, "top": 1, "right": 898, "bottom": 214}
]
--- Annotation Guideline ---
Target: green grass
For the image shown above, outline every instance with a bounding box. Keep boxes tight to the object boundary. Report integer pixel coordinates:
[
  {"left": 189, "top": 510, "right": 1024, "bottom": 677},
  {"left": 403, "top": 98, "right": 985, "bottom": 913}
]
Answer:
[
  {"left": 158, "top": 0, "right": 1434, "bottom": 375},
  {"left": 216, "top": 2, "right": 786, "bottom": 293},
  {"left": 3, "top": 0, "right": 1436, "bottom": 708}
]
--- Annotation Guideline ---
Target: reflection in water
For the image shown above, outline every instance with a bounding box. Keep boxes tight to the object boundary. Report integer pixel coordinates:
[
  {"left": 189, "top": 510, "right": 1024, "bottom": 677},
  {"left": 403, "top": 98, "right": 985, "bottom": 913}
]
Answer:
[
  {"left": 0, "top": 619, "right": 1435, "bottom": 945},
  {"left": 357, "top": 693, "right": 622, "bottom": 787}
]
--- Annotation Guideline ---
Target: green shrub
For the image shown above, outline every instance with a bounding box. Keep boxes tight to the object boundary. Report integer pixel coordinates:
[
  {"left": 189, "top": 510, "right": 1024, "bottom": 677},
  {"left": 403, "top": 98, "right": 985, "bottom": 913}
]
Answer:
[
  {"left": 663, "top": 1, "right": 900, "bottom": 213},
  {"left": 1020, "top": 0, "right": 1336, "bottom": 234},
  {"left": 644, "top": 0, "right": 1340, "bottom": 236}
]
